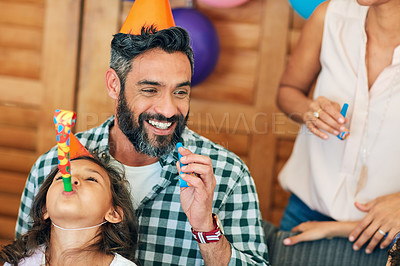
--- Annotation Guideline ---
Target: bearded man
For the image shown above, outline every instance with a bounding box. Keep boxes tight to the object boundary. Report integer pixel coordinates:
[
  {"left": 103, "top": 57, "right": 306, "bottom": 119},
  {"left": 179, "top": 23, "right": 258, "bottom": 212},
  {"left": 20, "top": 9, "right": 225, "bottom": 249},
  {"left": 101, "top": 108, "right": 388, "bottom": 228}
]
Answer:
[{"left": 16, "top": 2, "right": 269, "bottom": 265}]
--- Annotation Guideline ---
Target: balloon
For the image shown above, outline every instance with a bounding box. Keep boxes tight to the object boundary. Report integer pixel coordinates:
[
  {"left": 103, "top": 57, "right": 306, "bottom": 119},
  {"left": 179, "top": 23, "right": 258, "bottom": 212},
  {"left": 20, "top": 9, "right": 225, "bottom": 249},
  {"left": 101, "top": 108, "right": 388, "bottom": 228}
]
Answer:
[
  {"left": 198, "top": 0, "right": 250, "bottom": 8},
  {"left": 172, "top": 8, "right": 220, "bottom": 86},
  {"left": 288, "top": 0, "right": 325, "bottom": 19}
]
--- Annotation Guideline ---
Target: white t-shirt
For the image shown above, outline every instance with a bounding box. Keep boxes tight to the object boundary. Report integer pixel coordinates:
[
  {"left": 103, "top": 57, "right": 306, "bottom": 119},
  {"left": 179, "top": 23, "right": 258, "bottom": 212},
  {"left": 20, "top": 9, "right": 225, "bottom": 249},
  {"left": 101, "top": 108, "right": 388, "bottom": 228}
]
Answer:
[
  {"left": 279, "top": 0, "right": 400, "bottom": 221},
  {"left": 109, "top": 155, "right": 162, "bottom": 208}
]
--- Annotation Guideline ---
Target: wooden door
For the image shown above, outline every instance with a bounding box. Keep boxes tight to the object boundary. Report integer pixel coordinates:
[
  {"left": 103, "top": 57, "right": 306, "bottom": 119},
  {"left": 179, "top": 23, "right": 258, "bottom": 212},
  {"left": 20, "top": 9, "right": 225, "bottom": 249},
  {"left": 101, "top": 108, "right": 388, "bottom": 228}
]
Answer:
[{"left": 0, "top": 0, "right": 81, "bottom": 245}]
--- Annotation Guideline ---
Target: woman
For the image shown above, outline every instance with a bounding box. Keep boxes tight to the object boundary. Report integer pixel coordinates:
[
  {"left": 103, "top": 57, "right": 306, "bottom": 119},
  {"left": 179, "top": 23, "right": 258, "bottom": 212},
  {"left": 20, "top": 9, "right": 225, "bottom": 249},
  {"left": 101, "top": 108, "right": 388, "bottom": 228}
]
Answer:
[{"left": 277, "top": 0, "right": 400, "bottom": 253}]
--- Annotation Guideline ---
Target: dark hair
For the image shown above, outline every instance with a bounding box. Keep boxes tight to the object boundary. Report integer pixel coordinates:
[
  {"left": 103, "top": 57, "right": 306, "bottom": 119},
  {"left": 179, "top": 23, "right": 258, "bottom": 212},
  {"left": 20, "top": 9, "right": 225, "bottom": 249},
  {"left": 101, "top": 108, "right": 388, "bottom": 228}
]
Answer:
[
  {"left": 110, "top": 25, "right": 194, "bottom": 90},
  {"left": 0, "top": 156, "right": 138, "bottom": 265},
  {"left": 389, "top": 237, "right": 400, "bottom": 266}
]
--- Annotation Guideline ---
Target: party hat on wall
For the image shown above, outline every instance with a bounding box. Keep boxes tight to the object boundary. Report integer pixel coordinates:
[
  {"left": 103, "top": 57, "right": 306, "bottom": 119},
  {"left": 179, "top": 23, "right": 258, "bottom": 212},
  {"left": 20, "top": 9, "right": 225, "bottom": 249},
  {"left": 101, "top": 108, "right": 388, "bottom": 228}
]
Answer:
[{"left": 120, "top": 0, "right": 175, "bottom": 34}]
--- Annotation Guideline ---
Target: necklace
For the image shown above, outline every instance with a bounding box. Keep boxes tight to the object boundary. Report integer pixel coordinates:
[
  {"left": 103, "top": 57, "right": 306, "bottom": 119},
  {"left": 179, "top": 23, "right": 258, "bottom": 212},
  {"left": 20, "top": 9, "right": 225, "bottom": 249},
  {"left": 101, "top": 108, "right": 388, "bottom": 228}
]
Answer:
[
  {"left": 51, "top": 220, "right": 107, "bottom": 231},
  {"left": 355, "top": 69, "right": 400, "bottom": 195}
]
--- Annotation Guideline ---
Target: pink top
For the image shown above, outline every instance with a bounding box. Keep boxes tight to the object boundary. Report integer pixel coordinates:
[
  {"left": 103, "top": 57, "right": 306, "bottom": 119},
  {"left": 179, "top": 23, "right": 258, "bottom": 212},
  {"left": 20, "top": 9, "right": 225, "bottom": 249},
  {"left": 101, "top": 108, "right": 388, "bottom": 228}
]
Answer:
[
  {"left": 3, "top": 245, "right": 137, "bottom": 266},
  {"left": 279, "top": 0, "right": 400, "bottom": 220}
]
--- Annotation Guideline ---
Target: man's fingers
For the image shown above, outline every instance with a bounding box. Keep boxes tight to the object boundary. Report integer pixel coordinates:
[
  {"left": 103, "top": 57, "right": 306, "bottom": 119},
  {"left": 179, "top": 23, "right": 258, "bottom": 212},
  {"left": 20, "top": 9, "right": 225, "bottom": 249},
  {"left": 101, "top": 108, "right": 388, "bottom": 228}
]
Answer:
[{"left": 179, "top": 152, "right": 212, "bottom": 166}]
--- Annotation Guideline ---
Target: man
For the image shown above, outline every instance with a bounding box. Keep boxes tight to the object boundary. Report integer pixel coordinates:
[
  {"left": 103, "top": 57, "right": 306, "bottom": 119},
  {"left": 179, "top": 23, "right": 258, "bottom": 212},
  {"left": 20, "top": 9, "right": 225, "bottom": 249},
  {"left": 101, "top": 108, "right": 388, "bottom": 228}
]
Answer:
[{"left": 16, "top": 0, "right": 269, "bottom": 265}]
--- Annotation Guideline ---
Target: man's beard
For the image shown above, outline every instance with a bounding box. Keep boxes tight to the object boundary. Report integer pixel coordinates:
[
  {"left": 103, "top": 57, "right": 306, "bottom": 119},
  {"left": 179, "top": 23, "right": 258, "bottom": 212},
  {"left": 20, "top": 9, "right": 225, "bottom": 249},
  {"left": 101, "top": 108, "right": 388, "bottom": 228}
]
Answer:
[{"left": 116, "top": 91, "right": 188, "bottom": 158}]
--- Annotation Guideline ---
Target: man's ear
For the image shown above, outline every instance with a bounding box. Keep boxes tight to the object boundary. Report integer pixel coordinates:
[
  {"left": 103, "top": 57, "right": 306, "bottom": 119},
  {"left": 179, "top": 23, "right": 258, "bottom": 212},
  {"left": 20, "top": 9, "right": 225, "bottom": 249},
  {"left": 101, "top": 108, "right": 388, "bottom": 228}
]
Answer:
[
  {"left": 105, "top": 68, "right": 121, "bottom": 100},
  {"left": 105, "top": 206, "right": 123, "bottom": 224}
]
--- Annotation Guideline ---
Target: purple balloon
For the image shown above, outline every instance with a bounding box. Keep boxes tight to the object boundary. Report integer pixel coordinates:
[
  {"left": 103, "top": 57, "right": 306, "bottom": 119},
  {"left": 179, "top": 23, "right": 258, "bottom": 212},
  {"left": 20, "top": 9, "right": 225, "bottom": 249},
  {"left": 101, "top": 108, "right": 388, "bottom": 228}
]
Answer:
[{"left": 172, "top": 8, "right": 220, "bottom": 86}]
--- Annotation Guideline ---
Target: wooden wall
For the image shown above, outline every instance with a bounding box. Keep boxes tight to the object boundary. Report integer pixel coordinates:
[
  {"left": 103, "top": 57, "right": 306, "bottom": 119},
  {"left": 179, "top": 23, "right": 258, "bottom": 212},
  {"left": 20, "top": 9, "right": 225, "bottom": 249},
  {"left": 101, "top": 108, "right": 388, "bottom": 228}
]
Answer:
[
  {"left": 0, "top": 0, "right": 305, "bottom": 245},
  {"left": 0, "top": 0, "right": 82, "bottom": 245}
]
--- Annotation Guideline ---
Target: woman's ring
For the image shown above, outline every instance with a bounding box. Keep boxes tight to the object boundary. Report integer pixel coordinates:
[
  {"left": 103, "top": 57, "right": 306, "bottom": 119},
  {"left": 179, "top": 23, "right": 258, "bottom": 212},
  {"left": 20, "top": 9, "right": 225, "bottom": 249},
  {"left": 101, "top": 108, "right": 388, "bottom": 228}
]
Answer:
[
  {"left": 313, "top": 109, "right": 322, "bottom": 119},
  {"left": 378, "top": 229, "right": 386, "bottom": 236}
]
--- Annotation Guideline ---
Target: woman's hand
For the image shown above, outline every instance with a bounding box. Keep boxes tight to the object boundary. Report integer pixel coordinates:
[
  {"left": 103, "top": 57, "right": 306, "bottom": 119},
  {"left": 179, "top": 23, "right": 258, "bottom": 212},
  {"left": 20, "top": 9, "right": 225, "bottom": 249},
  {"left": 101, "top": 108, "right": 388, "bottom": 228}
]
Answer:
[
  {"left": 283, "top": 221, "right": 357, "bottom": 245},
  {"left": 350, "top": 193, "right": 400, "bottom": 253},
  {"left": 303, "top": 96, "right": 348, "bottom": 140},
  {"left": 283, "top": 221, "right": 335, "bottom": 245}
]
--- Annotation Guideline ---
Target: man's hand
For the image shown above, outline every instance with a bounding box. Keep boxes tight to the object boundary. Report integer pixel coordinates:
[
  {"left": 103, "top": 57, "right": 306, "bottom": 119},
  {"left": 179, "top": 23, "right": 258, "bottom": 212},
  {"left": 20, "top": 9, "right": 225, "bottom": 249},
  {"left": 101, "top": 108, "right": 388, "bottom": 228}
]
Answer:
[
  {"left": 349, "top": 192, "right": 400, "bottom": 253},
  {"left": 176, "top": 146, "right": 216, "bottom": 232}
]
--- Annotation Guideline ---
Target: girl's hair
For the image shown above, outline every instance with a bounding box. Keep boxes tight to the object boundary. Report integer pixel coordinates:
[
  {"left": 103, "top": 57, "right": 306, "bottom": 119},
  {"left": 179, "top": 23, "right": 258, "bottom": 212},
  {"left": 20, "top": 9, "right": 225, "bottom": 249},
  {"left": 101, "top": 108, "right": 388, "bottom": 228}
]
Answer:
[
  {"left": 389, "top": 237, "right": 400, "bottom": 266},
  {"left": 0, "top": 156, "right": 138, "bottom": 265}
]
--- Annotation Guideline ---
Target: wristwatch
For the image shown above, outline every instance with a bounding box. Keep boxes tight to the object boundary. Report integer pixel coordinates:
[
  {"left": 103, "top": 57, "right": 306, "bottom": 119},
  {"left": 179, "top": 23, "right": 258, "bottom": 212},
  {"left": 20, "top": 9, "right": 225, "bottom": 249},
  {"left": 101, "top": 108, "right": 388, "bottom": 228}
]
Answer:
[{"left": 191, "top": 213, "right": 224, "bottom": 243}]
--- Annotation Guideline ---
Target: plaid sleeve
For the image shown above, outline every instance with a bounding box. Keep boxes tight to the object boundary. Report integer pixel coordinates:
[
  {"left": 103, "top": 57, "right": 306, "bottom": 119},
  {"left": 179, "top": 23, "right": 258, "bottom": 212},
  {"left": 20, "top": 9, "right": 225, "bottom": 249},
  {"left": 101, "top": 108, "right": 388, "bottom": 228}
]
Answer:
[
  {"left": 15, "top": 161, "right": 39, "bottom": 237},
  {"left": 217, "top": 165, "right": 270, "bottom": 265},
  {"left": 15, "top": 150, "right": 58, "bottom": 238}
]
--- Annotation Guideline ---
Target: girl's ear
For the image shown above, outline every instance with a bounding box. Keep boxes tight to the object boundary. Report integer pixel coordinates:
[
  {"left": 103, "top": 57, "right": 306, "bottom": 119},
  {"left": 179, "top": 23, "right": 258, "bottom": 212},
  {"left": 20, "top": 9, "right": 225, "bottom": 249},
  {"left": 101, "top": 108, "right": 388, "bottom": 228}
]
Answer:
[
  {"left": 105, "top": 68, "right": 121, "bottom": 100},
  {"left": 43, "top": 206, "right": 49, "bottom": 220},
  {"left": 105, "top": 206, "right": 123, "bottom": 224}
]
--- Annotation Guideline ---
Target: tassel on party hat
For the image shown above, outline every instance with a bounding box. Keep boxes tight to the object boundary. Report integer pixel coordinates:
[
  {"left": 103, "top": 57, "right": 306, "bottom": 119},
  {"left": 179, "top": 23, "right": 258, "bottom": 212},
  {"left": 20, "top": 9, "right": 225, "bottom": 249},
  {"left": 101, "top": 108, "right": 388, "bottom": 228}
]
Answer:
[{"left": 120, "top": 0, "right": 175, "bottom": 34}]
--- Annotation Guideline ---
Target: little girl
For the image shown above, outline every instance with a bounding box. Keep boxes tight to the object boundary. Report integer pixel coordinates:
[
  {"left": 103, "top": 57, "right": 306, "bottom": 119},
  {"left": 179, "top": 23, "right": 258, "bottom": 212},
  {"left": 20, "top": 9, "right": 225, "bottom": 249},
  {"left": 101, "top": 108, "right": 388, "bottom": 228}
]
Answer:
[{"left": 1, "top": 156, "right": 138, "bottom": 265}]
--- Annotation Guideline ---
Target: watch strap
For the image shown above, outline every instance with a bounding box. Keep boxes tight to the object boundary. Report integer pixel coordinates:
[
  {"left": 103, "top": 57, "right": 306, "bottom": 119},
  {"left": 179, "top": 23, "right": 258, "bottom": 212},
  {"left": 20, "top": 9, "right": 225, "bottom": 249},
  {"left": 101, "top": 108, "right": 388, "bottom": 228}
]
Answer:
[{"left": 191, "top": 214, "right": 223, "bottom": 243}]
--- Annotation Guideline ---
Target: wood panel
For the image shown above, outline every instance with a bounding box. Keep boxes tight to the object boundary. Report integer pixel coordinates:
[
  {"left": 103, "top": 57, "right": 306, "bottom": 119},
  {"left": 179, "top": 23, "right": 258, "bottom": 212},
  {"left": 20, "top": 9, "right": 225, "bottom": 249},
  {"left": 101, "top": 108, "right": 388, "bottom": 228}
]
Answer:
[
  {"left": 0, "top": 216, "right": 16, "bottom": 240},
  {"left": 0, "top": 125, "right": 36, "bottom": 151},
  {"left": 36, "top": 0, "right": 82, "bottom": 154},
  {"left": 0, "top": 105, "right": 39, "bottom": 128},
  {"left": 0, "top": 47, "right": 41, "bottom": 79},
  {"left": 0, "top": 147, "right": 36, "bottom": 174},
  {"left": 0, "top": 171, "right": 27, "bottom": 195},
  {"left": 0, "top": 0, "right": 82, "bottom": 244},
  {"left": 75, "top": 0, "right": 120, "bottom": 132},
  {"left": 197, "top": 130, "right": 249, "bottom": 157},
  {"left": 0, "top": 194, "right": 21, "bottom": 218},
  {"left": 192, "top": 49, "right": 258, "bottom": 104},
  {"left": 0, "top": 77, "right": 43, "bottom": 106},
  {"left": 0, "top": 24, "right": 42, "bottom": 50},
  {"left": 0, "top": 1, "right": 44, "bottom": 27},
  {"left": 268, "top": 9, "right": 306, "bottom": 226},
  {"left": 216, "top": 22, "right": 260, "bottom": 50}
]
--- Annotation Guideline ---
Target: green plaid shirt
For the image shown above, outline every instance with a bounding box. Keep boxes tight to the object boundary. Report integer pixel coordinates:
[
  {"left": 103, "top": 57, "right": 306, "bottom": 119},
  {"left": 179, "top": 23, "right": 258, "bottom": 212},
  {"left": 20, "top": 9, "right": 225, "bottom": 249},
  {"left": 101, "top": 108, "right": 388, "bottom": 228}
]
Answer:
[{"left": 16, "top": 116, "right": 270, "bottom": 265}]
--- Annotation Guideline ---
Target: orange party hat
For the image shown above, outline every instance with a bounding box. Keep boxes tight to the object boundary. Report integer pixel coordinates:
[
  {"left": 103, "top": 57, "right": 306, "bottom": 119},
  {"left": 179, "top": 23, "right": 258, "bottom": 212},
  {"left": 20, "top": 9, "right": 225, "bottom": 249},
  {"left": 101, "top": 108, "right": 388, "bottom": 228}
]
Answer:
[
  {"left": 120, "top": 0, "right": 175, "bottom": 34},
  {"left": 69, "top": 133, "right": 93, "bottom": 159}
]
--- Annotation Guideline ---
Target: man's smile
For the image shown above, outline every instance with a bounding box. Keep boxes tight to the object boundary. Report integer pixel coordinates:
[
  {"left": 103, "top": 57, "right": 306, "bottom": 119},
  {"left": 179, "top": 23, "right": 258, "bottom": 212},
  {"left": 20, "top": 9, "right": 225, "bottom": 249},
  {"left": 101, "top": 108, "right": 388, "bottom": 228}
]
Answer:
[{"left": 148, "top": 119, "right": 173, "bottom": 130}]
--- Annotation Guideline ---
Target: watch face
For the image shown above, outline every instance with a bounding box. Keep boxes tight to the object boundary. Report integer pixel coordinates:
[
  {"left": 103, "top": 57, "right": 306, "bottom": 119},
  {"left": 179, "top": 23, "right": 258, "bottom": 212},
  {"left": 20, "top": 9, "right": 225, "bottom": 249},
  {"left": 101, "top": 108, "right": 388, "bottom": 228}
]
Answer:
[{"left": 213, "top": 213, "right": 224, "bottom": 235}]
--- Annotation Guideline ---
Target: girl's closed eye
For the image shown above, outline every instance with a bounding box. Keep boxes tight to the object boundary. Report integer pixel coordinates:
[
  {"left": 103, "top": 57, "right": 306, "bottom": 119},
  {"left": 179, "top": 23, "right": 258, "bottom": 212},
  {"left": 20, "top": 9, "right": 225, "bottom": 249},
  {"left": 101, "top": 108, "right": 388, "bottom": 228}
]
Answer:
[
  {"left": 56, "top": 176, "right": 63, "bottom": 181},
  {"left": 86, "top": 177, "right": 98, "bottom": 182}
]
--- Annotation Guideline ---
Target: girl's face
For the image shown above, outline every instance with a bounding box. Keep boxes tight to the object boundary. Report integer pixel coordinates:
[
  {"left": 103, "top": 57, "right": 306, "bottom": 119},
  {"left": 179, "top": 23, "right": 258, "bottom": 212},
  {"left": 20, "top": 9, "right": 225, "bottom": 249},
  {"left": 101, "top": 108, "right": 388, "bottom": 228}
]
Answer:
[{"left": 45, "top": 159, "right": 119, "bottom": 228}]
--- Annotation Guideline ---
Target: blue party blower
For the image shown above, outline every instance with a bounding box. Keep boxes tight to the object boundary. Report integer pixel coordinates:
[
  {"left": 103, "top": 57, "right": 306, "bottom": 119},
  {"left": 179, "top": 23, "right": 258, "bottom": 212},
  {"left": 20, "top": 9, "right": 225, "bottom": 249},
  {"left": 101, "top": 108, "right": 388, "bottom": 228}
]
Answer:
[
  {"left": 337, "top": 103, "right": 349, "bottom": 140},
  {"left": 177, "top": 142, "right": 189, "bottom": 187}
]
